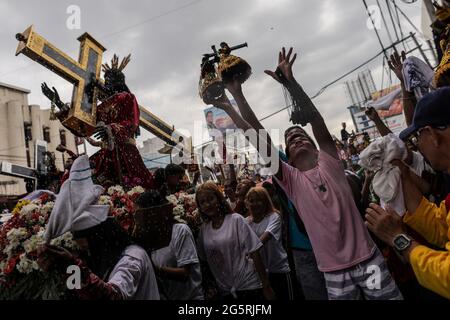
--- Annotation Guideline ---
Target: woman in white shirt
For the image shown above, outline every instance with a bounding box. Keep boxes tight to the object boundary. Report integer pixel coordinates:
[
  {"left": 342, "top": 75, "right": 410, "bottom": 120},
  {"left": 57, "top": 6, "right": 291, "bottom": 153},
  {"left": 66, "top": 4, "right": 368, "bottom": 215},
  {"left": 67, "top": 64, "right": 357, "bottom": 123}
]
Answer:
[
  {"left": 245, "top": 187, "right": 293, "bottom": 300},
  {"left": 195, "top": 181, "right": 275, "bottom": 301}
]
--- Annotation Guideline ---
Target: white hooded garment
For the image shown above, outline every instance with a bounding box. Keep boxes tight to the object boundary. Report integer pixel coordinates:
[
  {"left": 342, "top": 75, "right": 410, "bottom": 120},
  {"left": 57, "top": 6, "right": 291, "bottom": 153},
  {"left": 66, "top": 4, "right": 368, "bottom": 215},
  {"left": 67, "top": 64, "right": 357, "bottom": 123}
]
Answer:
[{"left": 44, "top": 155, "right": 109, "bottom": 243}]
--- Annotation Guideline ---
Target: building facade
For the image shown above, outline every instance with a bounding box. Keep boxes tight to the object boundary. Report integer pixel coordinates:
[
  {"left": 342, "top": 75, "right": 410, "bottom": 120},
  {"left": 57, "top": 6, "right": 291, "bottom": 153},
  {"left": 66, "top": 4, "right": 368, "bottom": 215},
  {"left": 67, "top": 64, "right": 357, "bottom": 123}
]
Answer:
[
  {"left": 0, "top": 82, "right": 77, "bottom": 195},
  {"left": 138, "top": 136, "right": 172, "bottom": 170}
]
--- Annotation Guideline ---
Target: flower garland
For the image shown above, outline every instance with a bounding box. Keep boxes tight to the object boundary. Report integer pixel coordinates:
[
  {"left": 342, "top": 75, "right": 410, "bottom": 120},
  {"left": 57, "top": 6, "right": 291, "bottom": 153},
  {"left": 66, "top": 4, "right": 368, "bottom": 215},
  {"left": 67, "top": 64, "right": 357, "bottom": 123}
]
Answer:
[
  {"left": 0, "top": 193, "right": 79, "bottom": 300},
  {"left": 95, "top": 185, "right": 145, "bottom": 234},
  {"left": 0, "top": 184, "right": 150, "bottom": 300},
  {"left": 166, "top": 191, "right": 202, "bottom": 234}
]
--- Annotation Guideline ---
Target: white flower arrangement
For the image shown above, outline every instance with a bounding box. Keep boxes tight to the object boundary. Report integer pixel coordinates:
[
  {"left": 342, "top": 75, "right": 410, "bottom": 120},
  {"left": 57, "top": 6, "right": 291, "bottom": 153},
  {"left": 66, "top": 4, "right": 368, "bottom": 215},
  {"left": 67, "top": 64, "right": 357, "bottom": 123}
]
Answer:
[
  {"left": 173, "top": 204, "right": 185, "bottom": 217},
  {"left": 166, "top": 195, "right": 178, "bottom": 206},
  {"left": 6, "top": 228, "right": 28, "bottom": 243},
  {"left": 107, "top": 185, "right": 125, "bottom": 196},
  {"left": 50, "top": 232, "right": 79, "bottom": 251},
  {"left": 97, "top": 195, "right": 113, "bottom": 207},
  {"left": 41, "top": 201, "right": 55, "bottom": 215},
  {"left": 19, "top": 203, "right": 40, "bottom": 216},
  {"left": 23, "top": 229, "right": 45, "bottom": 254},
  {"left": 16, "top": 253, "right": 39, "bottom": 274},
  {"left": 3, "top": 243, "right": 18, "bottom": 257},
  {"left": 127, "top": 186, "right": 145, "bottom": 196},
  {"left": 165, "top": 193, "right": 201, "bottom": 228}
]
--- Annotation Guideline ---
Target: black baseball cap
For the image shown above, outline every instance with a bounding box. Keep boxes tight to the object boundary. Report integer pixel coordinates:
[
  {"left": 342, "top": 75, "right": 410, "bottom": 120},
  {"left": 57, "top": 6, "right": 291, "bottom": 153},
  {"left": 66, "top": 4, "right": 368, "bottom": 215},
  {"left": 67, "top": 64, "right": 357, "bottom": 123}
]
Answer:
[{"left": 399, "top": 87, "right": 450, "bottom": 140}]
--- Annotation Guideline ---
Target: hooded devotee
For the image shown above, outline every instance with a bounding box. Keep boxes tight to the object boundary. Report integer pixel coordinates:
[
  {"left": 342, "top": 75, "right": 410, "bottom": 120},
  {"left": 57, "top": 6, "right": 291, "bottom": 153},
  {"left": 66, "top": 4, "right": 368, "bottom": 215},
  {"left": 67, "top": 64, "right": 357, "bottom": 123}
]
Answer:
[{"left": 40, "top": 155, "right": 159, "bottom": 300}]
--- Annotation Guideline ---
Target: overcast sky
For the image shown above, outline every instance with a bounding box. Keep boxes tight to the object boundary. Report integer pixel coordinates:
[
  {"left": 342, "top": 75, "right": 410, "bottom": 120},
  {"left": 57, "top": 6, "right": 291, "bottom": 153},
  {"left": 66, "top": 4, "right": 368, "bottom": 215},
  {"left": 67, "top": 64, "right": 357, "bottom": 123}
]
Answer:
[{"left": 0, "top": 0, "right": 429, "bottom": 152}]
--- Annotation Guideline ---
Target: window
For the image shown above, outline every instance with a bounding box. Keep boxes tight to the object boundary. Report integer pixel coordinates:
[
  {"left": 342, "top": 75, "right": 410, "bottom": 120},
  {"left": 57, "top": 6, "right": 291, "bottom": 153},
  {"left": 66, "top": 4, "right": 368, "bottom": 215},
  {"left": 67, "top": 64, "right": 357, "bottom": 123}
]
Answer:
[
  {"left": 24, "top": 123, "right": 32, "bottom": 142},
  {"left": 24, "top": 123, "right": 33, "bottom": 167},
  {"left": 59, "top": 129, "right": 67, "bottom": 146},
  {"left": 43, "top": 127, "right": 51, "bottom": 143}
]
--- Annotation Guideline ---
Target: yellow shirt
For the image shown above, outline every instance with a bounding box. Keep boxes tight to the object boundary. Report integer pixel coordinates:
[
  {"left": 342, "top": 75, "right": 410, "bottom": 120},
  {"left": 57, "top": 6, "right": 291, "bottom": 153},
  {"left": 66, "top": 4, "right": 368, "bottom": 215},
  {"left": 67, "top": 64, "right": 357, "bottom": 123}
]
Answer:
[{"left": 403, "top": 197, "right": 450, "bottom": 299}]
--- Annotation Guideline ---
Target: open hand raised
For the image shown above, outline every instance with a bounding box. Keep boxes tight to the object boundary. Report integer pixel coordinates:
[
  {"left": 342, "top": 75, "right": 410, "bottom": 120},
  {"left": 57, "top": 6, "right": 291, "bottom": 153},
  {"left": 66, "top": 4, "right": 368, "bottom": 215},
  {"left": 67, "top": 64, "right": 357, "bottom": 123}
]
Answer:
[
  {"left": 388, "top": 51, "right": 407, "bottom": 83},
  {"left": 264, "top": 47, "right": 297, "bottom": 85}
]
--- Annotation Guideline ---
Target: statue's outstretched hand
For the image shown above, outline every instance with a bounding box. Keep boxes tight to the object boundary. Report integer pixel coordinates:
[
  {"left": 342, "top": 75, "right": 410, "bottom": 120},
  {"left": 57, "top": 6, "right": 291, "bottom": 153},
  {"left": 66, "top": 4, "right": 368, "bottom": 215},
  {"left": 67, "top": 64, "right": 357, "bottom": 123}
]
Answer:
[
  {"left": 93, "top": 122, "right": 108, "bottom": 141},
  {"left": 41, "top": 83, "right": 64, "bottom": 108}
]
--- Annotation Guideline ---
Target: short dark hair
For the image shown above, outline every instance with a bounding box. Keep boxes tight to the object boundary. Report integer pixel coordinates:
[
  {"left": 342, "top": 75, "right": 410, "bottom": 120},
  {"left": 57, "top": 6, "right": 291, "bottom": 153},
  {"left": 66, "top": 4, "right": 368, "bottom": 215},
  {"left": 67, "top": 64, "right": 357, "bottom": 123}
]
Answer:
[
  {"left": 154, "top": 168, "right": 166, "bottom": 187},
  {"left": 165, "top": 164, "right": 185, "bottom": 177},
  {"left": 135, "top": 189, "right": 169, "bottom": 209},
  {"left": 206, "top": 111, "right": 213, "bottom": 116},
  {"left": 73, "top": 218, "right": 132, "bottom": 280}
]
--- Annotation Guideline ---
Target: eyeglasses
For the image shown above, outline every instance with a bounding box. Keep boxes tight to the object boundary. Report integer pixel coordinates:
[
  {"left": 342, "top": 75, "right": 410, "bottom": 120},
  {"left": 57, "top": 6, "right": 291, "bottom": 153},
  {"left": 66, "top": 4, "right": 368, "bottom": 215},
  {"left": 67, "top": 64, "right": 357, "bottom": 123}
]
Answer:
[{"left": 406, "top": 126, "right": 447, "bottom": 149}]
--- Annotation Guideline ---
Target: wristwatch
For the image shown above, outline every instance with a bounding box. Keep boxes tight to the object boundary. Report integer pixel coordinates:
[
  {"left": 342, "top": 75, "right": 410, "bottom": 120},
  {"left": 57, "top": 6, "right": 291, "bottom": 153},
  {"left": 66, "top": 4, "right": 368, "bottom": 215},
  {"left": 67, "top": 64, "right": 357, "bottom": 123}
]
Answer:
[{"left": 392, "top": 234, "right": 412, "bottom": 252}]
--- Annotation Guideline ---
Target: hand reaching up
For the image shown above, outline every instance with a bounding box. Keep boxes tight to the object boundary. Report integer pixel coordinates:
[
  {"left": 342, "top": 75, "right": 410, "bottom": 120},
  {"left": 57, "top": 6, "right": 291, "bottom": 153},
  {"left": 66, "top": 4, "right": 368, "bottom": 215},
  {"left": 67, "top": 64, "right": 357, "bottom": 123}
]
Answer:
[
  {"left": 264, "top": 47, "right": 297, "bottom": 85},
  {"left": 204, "top": 93, "right": 233, "bottom": 112},
  {"left": 365, "top": 107, "right": 380, "bottom": 122},
  {"left": 388, "top": 51, "right": 407, "bottom": 83}
]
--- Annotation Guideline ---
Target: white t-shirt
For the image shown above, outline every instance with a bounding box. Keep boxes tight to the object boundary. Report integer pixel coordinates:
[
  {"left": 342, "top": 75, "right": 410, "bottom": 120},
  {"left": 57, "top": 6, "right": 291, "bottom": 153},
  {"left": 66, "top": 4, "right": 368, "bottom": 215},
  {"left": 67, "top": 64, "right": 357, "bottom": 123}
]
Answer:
[
  {"left": 151, "top": 224, "right": 204, "bottom": 300},
  {"left": 246, "top": 213, "right": 290, "bottom": 274},
  {"left": 197, "top": 213, "right": 263, "bottom": 295},
  {"left": 108, "top": 245, "right": 160, "bottom": 300}
]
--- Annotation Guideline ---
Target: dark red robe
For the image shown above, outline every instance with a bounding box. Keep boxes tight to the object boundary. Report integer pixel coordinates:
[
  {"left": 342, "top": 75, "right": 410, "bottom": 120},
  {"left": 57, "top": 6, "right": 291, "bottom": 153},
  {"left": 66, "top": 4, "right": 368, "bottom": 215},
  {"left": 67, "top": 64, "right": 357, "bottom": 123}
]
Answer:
[{"left": 90, "top": 92, "right": 155, "bottom": 189}]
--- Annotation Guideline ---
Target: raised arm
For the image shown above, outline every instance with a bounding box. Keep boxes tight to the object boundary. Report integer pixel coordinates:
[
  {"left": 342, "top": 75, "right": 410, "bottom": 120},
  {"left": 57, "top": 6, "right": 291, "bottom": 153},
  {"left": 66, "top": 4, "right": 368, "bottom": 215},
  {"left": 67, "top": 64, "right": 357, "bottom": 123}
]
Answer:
[
  {"left": 265, "top": 47, "right": 337, "bottom": 159},
  {"left": 387, "top": 51, "right": 416, "bottom": 126},
  {"left": 209, "top": 93, "right": 282, "bottom": 180},
  {"left": 365, "top": 107, "right": 392, "bottom": 137},
  {"left": 225, "top": 76, "right": 264, "bottom": 132}
]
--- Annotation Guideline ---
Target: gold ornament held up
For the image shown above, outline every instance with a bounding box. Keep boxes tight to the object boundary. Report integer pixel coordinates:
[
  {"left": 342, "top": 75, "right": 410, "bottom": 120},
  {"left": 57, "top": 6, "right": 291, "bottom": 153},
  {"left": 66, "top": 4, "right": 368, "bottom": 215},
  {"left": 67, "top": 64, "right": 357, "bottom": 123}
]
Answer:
[
  {"left": 199, "top": 57, "right": 225, "bottom": 104},
  {"left": 199, "top": 42, "right": 249, "bottom": 105},
  {"left": 217, "top": 42, "right": 251, "bottom": 84}
]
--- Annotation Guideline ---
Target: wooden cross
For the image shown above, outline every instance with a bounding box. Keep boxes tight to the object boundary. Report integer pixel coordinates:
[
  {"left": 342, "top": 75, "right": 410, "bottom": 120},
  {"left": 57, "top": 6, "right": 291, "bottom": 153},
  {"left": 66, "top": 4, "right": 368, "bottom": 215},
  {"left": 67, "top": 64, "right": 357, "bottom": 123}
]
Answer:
[{"left": 15, "top": 25, "right": 182, "bottom": 147}]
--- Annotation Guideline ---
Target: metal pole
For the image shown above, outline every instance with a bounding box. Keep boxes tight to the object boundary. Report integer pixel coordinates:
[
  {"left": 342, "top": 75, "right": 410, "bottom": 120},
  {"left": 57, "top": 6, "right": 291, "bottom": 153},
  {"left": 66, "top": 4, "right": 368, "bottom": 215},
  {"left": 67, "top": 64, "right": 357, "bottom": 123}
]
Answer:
[
  {"left": 410, "top": 32, "right": 433, "bottom": 69},
  {"left": 427, "top": 39, "right": 439, "bottom": 67},
  {"left": 363, "top": 0, "right": 390, "bottom": 61},
  {"left": 423, "top": 0, "right": 436, "bottom": 24}
]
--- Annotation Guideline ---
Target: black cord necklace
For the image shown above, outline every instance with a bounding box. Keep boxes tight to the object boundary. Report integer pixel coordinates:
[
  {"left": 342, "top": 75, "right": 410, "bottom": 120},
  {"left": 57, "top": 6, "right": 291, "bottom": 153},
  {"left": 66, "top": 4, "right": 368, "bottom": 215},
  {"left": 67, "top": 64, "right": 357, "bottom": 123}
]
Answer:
[{"left": 304, "top": 170, "right": 327, "bottom": 193}]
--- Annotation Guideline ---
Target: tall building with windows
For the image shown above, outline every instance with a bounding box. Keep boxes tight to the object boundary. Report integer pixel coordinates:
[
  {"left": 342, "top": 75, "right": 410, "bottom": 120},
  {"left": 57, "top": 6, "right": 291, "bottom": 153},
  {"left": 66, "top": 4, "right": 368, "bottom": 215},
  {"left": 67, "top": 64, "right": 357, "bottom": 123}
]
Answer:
[{"left": 0, "top": 82, "right": 77, "bottom": 195}]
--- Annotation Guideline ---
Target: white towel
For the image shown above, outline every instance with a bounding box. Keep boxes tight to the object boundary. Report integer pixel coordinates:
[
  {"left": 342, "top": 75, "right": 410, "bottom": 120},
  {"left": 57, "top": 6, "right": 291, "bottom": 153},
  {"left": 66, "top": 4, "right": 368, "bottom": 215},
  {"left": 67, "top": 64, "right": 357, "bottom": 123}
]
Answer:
[
  {"left": 366, "top": 88, "right": 402, "bottom": 110},
  {"left": 402, "top": 56, "right": 435, "bottom": 99},
  {"left": 359, "top": 134, "right": 408, "bottom": 215},
  {"left": 44, "top": 155, "right": 109, "bottom": 243}
]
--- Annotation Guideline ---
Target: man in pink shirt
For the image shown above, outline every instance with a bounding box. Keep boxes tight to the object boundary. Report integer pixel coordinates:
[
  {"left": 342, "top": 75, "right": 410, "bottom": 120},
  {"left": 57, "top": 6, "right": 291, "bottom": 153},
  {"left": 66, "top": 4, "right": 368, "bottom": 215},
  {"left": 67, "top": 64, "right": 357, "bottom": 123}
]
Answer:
[{"left": 212, "top": 47, "right": 402, "bottom": 300}]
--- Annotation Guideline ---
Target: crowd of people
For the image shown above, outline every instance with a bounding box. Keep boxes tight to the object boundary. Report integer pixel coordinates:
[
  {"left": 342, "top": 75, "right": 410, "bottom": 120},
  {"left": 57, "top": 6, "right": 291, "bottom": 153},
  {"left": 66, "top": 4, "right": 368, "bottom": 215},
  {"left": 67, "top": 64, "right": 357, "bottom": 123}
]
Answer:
[
  {"left": 2, "top": 5, "right": 450, "bottom": 300},
  {"left": 29, "top": 38, "right": 448, "bottom": 300}
]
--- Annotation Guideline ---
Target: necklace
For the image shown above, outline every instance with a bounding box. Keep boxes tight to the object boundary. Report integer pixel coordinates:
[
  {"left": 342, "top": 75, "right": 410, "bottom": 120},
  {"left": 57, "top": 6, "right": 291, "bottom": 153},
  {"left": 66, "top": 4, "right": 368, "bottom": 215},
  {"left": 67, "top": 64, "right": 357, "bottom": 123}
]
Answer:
[{"left": 304, "top": 170, "right": 327, "bottom": 193}]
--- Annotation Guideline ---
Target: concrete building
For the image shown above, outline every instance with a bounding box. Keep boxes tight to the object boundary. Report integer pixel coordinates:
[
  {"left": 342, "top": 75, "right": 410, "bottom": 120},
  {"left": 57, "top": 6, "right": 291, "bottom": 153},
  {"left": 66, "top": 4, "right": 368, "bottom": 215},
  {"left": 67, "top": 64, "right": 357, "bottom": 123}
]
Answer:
[
  {"left": 0, "top": 82, "right": 77, "bottom": 195},
  {"left": 138, "top": 137, "right": 171, "bottom": 170}
]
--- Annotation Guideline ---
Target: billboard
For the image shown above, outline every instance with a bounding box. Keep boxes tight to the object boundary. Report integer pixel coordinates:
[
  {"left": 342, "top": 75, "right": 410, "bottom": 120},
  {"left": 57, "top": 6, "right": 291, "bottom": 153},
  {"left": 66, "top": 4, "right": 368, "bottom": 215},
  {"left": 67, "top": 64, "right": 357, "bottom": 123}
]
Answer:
[
  {"left": 204, "top": 99, "right": 238, "bottom": 138},
  {"left": 352, "top": 85, "right": 406, "bottom": 139}
]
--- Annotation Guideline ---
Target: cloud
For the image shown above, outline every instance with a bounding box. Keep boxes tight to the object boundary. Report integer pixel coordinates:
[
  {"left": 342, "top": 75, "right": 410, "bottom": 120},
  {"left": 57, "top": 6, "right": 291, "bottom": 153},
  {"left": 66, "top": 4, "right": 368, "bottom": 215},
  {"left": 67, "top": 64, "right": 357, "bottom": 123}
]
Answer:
[{"left": 0, "top": 0, "right": 425, "bottom": 155}]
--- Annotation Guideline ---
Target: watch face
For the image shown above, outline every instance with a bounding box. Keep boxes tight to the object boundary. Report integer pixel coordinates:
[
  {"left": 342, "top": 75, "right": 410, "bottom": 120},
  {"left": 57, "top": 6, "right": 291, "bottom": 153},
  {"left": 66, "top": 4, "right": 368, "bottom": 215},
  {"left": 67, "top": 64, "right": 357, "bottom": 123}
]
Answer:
[{"left": 394, "top": 235, "right": 410, "bottom": 251}]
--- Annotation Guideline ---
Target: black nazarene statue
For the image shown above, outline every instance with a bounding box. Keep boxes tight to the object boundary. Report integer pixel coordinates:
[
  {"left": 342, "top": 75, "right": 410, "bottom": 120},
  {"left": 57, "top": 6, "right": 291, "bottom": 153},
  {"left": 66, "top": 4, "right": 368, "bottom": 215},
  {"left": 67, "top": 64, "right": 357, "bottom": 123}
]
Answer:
[{"left": 41, "top": 55, "right": 155, "bottom": 189}]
